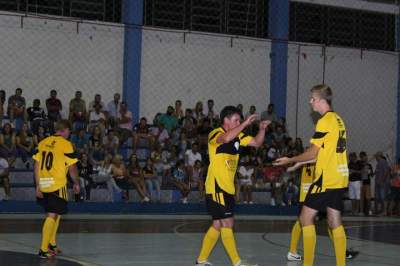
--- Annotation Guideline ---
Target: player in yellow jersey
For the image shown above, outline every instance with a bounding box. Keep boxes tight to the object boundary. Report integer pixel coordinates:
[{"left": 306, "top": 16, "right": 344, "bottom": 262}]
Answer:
[
  {"left": 286, "top": 162, "right": 315, "bottom": 261},
  {"left": 33, "top": 120, "right": 80, "bottom": 258},
  {"left": 274, "top": 85, "right": 349, "bottom": 266},
  {"left": 286, "top": 161, "right": 359, "bottom": 262},
  {"left": 195, "top": 106, "right": 270, "bottom": 266}
]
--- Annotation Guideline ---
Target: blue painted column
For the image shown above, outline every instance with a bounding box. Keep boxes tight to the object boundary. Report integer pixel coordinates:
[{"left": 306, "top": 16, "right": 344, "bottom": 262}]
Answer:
[
  {"left": 396, "top": 14, "right": 400, "bottom": 161},
  {"left": 268, "top": 0, "right": 289, "bottom": 118},
  {"left": 123, "top": 0, "right": 144, "bottom": 123}
]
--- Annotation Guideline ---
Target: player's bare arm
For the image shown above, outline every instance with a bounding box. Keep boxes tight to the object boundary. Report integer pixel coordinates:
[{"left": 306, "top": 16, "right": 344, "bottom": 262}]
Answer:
[
  {"left": 248, "top": 120, "right": 271, "bottom": 147},
  {"left": 274, "top": 145, "right": 320, "bottom": 166},
  {"left": 68, "top": 164, "right": 80, "bottom": 194},
  {"left": 217, "top": 114, "right": 257, "bottom": 144}
]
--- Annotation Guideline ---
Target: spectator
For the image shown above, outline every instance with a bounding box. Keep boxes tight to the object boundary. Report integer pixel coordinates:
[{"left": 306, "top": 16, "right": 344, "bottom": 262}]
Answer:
[
  {"left": 263, "top": 162, "right": 285, "bottom": 206},
  {"left": 151, "top": 122, "right": 169, "bottom": 147},
  {"left": 197, "top": 118, "right": 213, "bottom": 150},
  {"left": 294, "top": 138, "right": 304, "bottom": 155},
  {"left": 0, "top": 155, "right": 10, "bottom": 200},
  {"left": 0, "top": 123, "right": 16, "bottom": 167},
  {"left": 261, "top": 103, "right": 278, "bottom": 122},
  {"left": 103, "top": 129, "right": 119, "bottom": 156},
  {"left": 206, "top": 110, "right": 219, "bottom": 128},
  {"left": 107, "top": 93, "right": 121, "bottom": 129},
  {"left": 76, "top": 153, "right": 94, "bottom": 201},
  {"left": 88, "top": 126, "right": 105, "bottom": 167},
  {"left": 206, "top": 99, "right": 215, "bottom": 116},
  {"left": 133, "top": 117, "right": 154, "bottom": 150},
  {"left": 190, "top": 160, "right": 205, "bottom": 200},
  {"left": 92, "top": 154, "right": 121, "bottom": 202},
  {"left": 7, "top": 88, "right": 26, "bottom": 130},
  {"left": 71, "top": 128, "right": 90, "bottom": 154},
  {"left": 45, "top": 90, "right": 62, "bottom": 131},
  {"left": 27, "top": 99, "right": 48, "bottom": 134},
  {"left": 348, "top": 152, "right": 362, "bottom": 215},
  {"left": 35, "top": 125, "right": 49, "bottom": 143},
  {"left": 111, "top": 154, "right": 129, "bottom": 201},
  {"left": 272, "top": 125, "right": 287, "bottom": 148},
  {"left": 88, "top": 94, "right": 105, "bottom": 113},
  {"left": 174, "top": 100, "right": 184, "bottom": 119},
  {"left": 127, "top": 154, "right": 149, "bottom": 202},
  {"left": 245, "top": 105, "right": 257, "bottom": 119},
  {"left": 16, "top": 122, "right": 35, "bottom": 166},
  {"left": 180, "top": 108, "right": 197, "bottom": 128},
  {"left": 116, "top": 101, "right": 133, "bottom": 145},
  {"left": 360, "top": 151, "right": 373, "bottom": 216},
  {"left": 374, "top": 152, "right": 391, "bottom": 215},
  {"left": 171, "top": 160, "right": 190, "bottom": 203},
  {"left": 284, "top": 178, "right": 299, "bottom": 206},
  {"left": 388, "top": 159, "right": 400, "bottom": 216},
  {"left": 185, "top": 142, "right": 202, "bottom": 181},
  {"left": 0, "top": 90, "right": 6, "bottom": 125},
  {"left": 88, "top": 104, "right": 106, "bottom": 134},
  {"left": 193, "top": 101, "right": 205, "bottom": 121},
  {"left": 143, "top": 158, "right": 161, "bottom": 203},
  {"left": 158, "top": 106, "right": 178, "bottom": 133},
  {"left": 237, "top": 161, "right": 255, "bottom": 204},
  {"left": 69, "top": 91, "right": 87, "bottom": 131}
]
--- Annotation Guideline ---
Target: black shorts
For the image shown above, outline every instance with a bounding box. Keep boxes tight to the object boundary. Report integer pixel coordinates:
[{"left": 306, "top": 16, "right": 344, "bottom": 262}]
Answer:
[
  {"left": 206, "top": 186, "right": 235, "bottom": 220},
  {"left": 304, "top": 188, "right": 346, "bottom": 212},
  {"left": 37, "top": 190, "right": 68, "bottom": 215}
]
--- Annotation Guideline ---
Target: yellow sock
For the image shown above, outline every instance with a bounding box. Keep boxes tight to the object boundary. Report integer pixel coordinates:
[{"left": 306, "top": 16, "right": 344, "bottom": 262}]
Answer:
[
  {"left": 332, "top": 226, "right": 346, "bottom": 266},
  {"left": 50, "top": 216, "right": 61, "bottom": 246},
  {"left": 221, "top": 227, "right": 241, "bottom": 266},
  {"left": 40, "top": 217, "right": 56, "bottom": 252},
  {"left": 197, "top": 226, "right": 220, "bottom": 263},
  {"left": 289, "top": 220, "right": 302, "bottom": 254},
  {"left": 302, "top": 225, "right": 316, "bottom": 266}
]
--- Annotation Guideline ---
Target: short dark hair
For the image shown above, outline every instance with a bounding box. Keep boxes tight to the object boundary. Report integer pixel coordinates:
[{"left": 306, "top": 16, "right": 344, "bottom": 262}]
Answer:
[
  {"left": 220, "top": 106, "right": 241, "bottom": 123},
  {"left": 55, "top": 119, "right": 71, "bottom": 131},
  {"left": 360, "top": 151, "right": 367, "bottom": 157}
]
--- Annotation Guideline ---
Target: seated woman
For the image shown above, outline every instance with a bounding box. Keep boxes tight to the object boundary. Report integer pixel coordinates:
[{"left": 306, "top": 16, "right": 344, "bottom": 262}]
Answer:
[
  {"left": 171, "top": 160, "right": 190, "bottom": 204},
  {"left": 127, "top": 154, "right": 149, "bottom": 202},
  {"left": 237, "top": 162, "right": 255, "bottom": 204},
  {"left": 16, "top": 122, "right": 36, "bottom": 166},
  {"left": 111, "top": 154, "right": 129, "bottom": 201},
  {"left": 0, "top": 123, "right": 17, "bottom": 167},
  {"left": 92, "top": 154, "right": 121, "bottom": 202},
  {"left": 143, "top": 158, "right": 161, "bottom": 203}
]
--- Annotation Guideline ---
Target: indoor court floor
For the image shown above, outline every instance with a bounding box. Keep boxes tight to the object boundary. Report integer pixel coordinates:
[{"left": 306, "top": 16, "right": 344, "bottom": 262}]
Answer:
[{"left": 0, "top": 214, "right": 399, "bottom": 266}]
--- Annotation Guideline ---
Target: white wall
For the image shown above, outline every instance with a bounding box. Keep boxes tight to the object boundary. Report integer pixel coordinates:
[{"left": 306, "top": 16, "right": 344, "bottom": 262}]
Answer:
[
  {"left": 0, "top": 14, "right": 124, "bottom": 118},
  {"left": 287, "top": 44, "right": 398, "bottom": 157},
  {"left": 140, "top": 30, "right": 271, "bottom": 120}
]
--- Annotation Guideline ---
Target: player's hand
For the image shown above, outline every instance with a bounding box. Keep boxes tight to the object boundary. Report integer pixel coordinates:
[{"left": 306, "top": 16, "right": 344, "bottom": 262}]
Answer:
[
  {"left": 286, "top": 162, "right": 302, "bottom": 172},
  {"left": 259, "top": 120, "right": 271, "bottom": 130},
  {"left": 36, "top": 186, "right": 43, "bottom": 199},
  {"left": 73, "top": 183, "right": 80, "bottom": 194},
  {"left": 273, "top": 157, "right": 292, "bottom": 166},
  {"left": 243, "top": 114, "right": 258, "bottom": 127}
]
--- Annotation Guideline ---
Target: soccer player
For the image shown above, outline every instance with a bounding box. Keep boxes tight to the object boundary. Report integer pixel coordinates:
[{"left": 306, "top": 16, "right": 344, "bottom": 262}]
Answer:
[
  {"left": 195, "top": 106, "right": 270, "bottom": 266},
  {"left": 274, "top": 85, "right": 349, "bottom": 266},
  {"left": 34, "top": 120, "right": 80, "bottom": 258},
  {"left": 286, "top": 161, "right": 358, "bottom": 262}
]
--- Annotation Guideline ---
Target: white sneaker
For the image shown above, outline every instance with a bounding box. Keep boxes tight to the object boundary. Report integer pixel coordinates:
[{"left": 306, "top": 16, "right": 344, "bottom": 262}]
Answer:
[
  {"left": 270, "top": 198, "right": 276, "bottom": 206},
  {"left": 182, "top": 197, "right": 188, "bottom": 204},
  {"left": 142, "top": 197, "right": 150, "bottom": 202},
  {"left": 249, "top": 201, "right": 254, "bottom": 204},
  {"left": 243, "top": 201, "right": 248, "bottom": 204},
  {"left": 235, "top": 260, "right": 258, "bottom": 266},
  {"left": 287, "top": 252, "right": 302, "bottom": 261},
  {"left": 195, "top": 261, "right": 213, "bottom": 266}
]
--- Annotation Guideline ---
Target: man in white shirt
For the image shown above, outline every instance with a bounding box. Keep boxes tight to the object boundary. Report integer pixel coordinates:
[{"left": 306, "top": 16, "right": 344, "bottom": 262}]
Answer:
[
  {"left": 185, "top": 142, "right": 202, "bottom": 184},
  {"left": 107, "top": 93, "right": 121, "bottom": 128}
]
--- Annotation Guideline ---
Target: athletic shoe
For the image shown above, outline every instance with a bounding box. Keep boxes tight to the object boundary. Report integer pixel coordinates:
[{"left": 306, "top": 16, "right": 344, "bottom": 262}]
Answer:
[
  {"left": 235, "top": 260, "right": 258, "bottom": 266},
  {"left": 195, "top": 261, "right": 213, "bottom": 266},
  {"left": 346, "top": 249, "right": 359, "bottom": 260},
  {"left": 38, "top": 249, "right": 54, "bottom": 259},
  {"left": 48, "top": 244, "right": 62, "bottom": 255},
  {"left": 287, "top": 252, "right": 302, "bottom": 261}
]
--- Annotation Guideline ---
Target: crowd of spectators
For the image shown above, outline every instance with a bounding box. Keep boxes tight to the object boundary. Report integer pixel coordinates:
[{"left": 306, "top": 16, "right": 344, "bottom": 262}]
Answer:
[{"left": 0, "top": 88, "right": 398, "bottom": 216}]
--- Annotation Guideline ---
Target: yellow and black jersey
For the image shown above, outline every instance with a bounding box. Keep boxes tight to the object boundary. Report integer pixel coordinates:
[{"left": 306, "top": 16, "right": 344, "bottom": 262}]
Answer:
[
  {"left": 33, "top": 135, "right": 78, "bottom": 193},
  {"left": 205, "top": 127, "right": 253, "bottom": 195},
  {"left": 310, "top": 111, "right": 349, "bottom": 193},
  {"left": 299, "top": 164, "right": 315, "bottom": 202}
]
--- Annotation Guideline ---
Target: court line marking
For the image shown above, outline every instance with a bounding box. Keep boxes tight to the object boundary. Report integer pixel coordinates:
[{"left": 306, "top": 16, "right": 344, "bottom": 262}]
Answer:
[{"left": 0, "top": 236, "right": 101, "bottom": 266}]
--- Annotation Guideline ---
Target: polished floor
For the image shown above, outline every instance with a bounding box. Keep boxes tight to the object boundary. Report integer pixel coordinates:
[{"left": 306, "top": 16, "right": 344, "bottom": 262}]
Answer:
[{"left": 0, "top": 214, "right": 398, "bottom": 266}]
